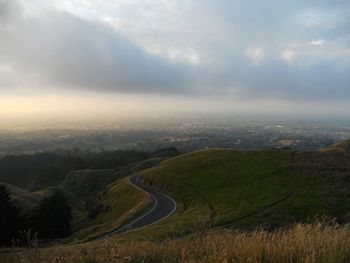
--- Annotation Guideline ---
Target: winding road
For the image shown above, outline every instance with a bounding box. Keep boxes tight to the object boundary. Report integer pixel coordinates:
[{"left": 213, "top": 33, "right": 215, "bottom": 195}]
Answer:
[{"left": 101, "top": 175, "right": 176, "bottom": 239}]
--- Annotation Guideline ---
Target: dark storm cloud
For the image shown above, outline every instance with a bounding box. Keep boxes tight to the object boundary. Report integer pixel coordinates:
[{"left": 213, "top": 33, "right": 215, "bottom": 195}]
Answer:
[
  {"left": 0, "top": 0, "right": 20, "bottom": 24},
  {"left": 212, "top": 59, "right": 350, "bottom": 100},
  {"left": 0, "top": 3, "right": 192, "bottom": 93},
  {"left": 187, "top": 0, "right": 350, "bottom": 100},
  {"left": 0, "top": 0, "right": 350, "bottom": 101}
]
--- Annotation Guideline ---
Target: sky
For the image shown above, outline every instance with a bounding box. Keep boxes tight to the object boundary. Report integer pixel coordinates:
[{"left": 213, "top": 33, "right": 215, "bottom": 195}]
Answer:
[{"left": 0, "top": 0, "right": 350, "bottom": 119}]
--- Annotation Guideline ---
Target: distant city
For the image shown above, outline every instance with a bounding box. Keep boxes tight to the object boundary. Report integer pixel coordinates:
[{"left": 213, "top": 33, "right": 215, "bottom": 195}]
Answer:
[{"left": 1, "top": 115, "right": 349, "bottom": 155}]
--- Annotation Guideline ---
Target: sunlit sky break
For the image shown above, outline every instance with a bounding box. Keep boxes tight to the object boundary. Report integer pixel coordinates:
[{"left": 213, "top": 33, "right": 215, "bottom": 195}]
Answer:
[{"left": 0, "top": 0, "right": 350, "bottom": 119}]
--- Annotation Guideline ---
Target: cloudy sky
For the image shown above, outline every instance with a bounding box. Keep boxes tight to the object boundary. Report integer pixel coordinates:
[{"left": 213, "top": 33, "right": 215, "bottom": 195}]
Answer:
[{"left": 0, "top": 0, "right": 350, "bottom": 118}]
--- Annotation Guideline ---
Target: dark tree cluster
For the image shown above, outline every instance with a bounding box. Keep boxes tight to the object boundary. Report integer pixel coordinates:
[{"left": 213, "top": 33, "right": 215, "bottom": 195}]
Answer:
[
  {"left": 0, "top": 153, "right": 85, "bottom": 190},
  {"left": 29, "top": 191, "right": 72, "bottom": 239},
  {"left": 0, "top": 185, "right": 23, "bottom": 246},
  {"left": 0, "top": 147, "right": 180, "bottom": 246},
  {"left": 0, "top": 147, "right": 180, "bottom": 190},
  {"left": 0, "top": 185, "right": 72, "bottom": 246}
]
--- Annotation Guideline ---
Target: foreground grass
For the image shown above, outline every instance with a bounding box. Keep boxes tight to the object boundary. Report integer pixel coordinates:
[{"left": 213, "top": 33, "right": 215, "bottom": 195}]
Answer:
[{"left": 2, "top": 222, "right": 350, "bottom": 263}]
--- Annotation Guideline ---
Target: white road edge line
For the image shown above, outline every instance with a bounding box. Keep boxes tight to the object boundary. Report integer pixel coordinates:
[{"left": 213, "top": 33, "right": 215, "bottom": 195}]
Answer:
[
  {"left": 122, "top": 175, "right": 177, "bottom": 229},
  {"left": 105, "top": 174, "right": 178, "bottom": 237},
  {"left": 146, "top": 185, "right": 177, "bottom": 227},
  {"left": 105, "top": 176, "right": 158, "bottom": 237}
]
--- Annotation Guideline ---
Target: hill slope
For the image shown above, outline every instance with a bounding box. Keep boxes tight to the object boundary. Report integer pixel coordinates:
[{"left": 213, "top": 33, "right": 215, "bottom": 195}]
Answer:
[
  {"left": 68, "top": 177, "right": 151, "bottom": 242},
  {"left": 134, "top": 148, "right": 350, "bottom": 238},
  {"left": 321, "top": 140, "right": 350, "bottom": 153},
  {"left": 0, "top": 182, "right": 89, "bottom": 233},
  {"left": 0, "top": 182, "right": 45, "bottom": 213},
  {"left": 59, "top": 158, "right": 166, "bottom": 202},
  {"left": 2, "top": 147, "right": 350, "bottom": 262}
]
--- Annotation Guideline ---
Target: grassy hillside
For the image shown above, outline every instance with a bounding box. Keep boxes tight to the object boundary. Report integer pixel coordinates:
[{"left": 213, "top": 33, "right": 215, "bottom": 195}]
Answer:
[
  {"left": 1, "top": 177, "right": 152, "bottom": 243},
  {"left": 33, "top": 186, "right": 88, "bottom": 232},
  {"left": 59, "top": 158, "right": 166, "bottom": 202},
  {"left": 136, "top": 148, "right": 350, "bottom": 238},
  {"left": 2, "top": 147, "right": 350, "bottom": 262},
  {"left": 321, "top": 140, "right": 350, "bottom": 153},
  {"left": 136, "top": 149, "right": 295, "bottom": 237},
  {"left": 59, "top": 169, "right": 119, "bottom": 202},
  {"left": 58, "top": 159, "right": 166, "bottom": 240},
  {"left": 0, "top": 158, "right": 164, "bottom": 243},
  {"left": 0, "top": 182, "right": 84, "bottom": 216},
  {"left": 4, "top": 148, "right": 350, "bottom": 243},
  {"left": 0, "top": 182, "right": 91, "bottom": 238},
  {"left": 67, "top": 177, "right": 151, "bottom": 242},
  {"left": 0, "top": 182, "right": 45, "bottom": 213}
]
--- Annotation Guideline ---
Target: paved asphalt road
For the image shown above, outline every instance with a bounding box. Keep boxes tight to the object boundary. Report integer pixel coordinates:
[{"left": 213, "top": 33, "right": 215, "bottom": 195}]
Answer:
[{"left": 102, "top": 174, "right": 177, "bottom": 238}]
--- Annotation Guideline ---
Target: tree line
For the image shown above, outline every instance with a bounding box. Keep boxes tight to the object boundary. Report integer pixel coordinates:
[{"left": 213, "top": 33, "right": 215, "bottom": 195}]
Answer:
[
  {"left": 0, "top": 147, "right": 179, "bottom": 190},
  {"left": 0, "top": 184, "right": 72, "bottom": 246},
  {"left": 0, "top": 147, "right": 179, "bottom": 246}
]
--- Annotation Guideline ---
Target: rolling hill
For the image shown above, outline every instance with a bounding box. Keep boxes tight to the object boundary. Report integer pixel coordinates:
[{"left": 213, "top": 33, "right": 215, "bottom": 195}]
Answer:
[
  {"left": 59, "top": 158, "right": 166, "bottom": 202},
  {"left": 58, "top": 158, "right": 166, "bottom": 241},
  {"left": 1, "top": 181, "right": 88, "bottom": 224},
  {"left": 2, "top": 144, "right": 350, "bottom": 262},
  {"left": 133, "top": 148, "right": 350, "bottom": 238},
  {"left": 67, "top": 177, "right": 151, "bottom": 242},
  {"left": 0, "top": 182, "right": 45, "bottom": 213},
  {"left": 321, "top": 139, "right": 350, "bottom": 154},
  {"left": 3, "top": 146, "right": 350, "bottom": 242},
  {"left": 0, "top": 158, "right": 166, "bottom": 243}
]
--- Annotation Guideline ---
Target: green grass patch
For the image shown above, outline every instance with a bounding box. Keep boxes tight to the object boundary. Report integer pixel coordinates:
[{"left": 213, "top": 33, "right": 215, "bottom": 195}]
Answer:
[
  {"left": 321, "top": 139, "right": 350, "bottom": 154},
  {"left": 133, "top": 148, "right": 350, "bottom": 239},
  {"left": 68, "top": 178, "right": 151, "bottom": 242},
  {"left": 131, "top": 149, "right": 294, "bottom": 238}
]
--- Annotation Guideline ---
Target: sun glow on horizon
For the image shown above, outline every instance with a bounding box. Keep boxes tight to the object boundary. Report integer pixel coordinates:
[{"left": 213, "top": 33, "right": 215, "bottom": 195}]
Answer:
[{"left": 1, "top": 93, "right": 349, "bottom": 125}]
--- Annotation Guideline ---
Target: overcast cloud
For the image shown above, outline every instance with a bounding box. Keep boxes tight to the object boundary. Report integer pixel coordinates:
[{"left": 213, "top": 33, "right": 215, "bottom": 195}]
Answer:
[{"left": 0, "top": 0, "right": 350, "bottom": 101}]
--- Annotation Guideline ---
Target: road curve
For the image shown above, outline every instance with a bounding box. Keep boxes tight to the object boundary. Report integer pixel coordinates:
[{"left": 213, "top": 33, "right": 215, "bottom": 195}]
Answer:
[{"left": 102, "top": 175, "right": 176, "bottom": 238}]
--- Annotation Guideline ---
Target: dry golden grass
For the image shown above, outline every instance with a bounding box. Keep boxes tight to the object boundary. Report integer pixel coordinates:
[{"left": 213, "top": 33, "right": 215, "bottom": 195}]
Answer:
[{"left": 2, "top": 221, "right": 350, "bottom": 263}]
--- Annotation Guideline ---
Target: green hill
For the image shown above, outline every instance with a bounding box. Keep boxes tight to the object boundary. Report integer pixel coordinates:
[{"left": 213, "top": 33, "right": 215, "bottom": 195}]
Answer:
[
  {"left": 1, "top": 176, "right": 151, "bottom": 243},
  {"left": 58, "top": 158, "right": 168, "bottom": 241},
  {"left": 0, "top": 158, "right": 165, "bottom": 242},
  {"left": 67, "top": 177, "right": 151, "bottom": 242},
  {"left": 0, "top": 181, "right": 89, "bottom": 233},
  {"left": 2, "top": 147, "right": 350, "bottom": 262},
  {"left": 34, "top": 186, "right": 88, "bottom": 231},
  {"left": 134, "top": 148, "right": 350, "bottom": 238},
  {"left": 0, "top": 182, "right": 45, "bottom": 213},
  {"left": 56, "top": 158, "right": 166, "bottom": 241},
  {"left": 321, "top": 140, "right": 350, "bottom": 153},
  {"left": 4, "top": 148, "right": 350, "bottom": 243},
  {"left": 59, "top": 169, "right": 120, "bottom": 202},
  {"left": 59, "top": 158, "right": 166, "bottom": 202}
]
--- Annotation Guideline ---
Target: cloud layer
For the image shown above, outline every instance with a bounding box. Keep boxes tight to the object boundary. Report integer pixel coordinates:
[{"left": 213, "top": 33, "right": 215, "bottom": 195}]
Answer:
[
  {"left": 0, "top": 1, "right": 192, "bottom": 94},
  {"left": 0, "top": 0, "right": 350, "bottom": 101}
]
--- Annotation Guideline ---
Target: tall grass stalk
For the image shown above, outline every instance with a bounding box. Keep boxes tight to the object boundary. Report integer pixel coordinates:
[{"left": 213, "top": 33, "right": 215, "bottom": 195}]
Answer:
[{"left": 2, "top": 222, "right": 350, "bottom": 263}]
